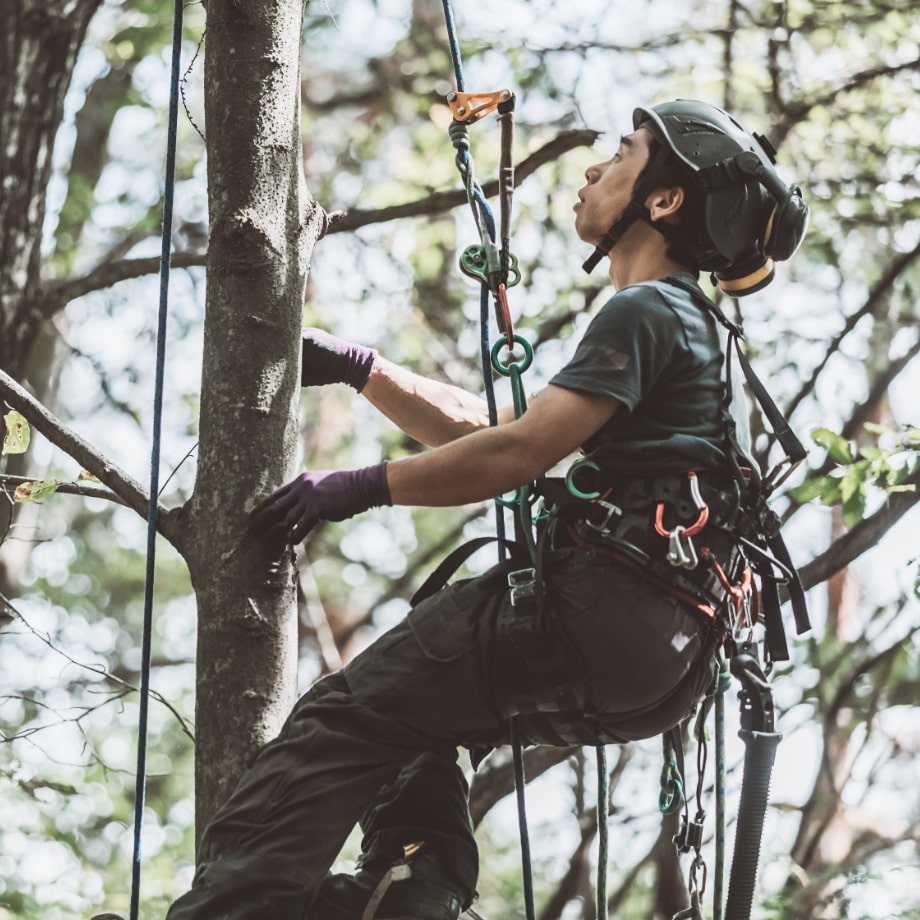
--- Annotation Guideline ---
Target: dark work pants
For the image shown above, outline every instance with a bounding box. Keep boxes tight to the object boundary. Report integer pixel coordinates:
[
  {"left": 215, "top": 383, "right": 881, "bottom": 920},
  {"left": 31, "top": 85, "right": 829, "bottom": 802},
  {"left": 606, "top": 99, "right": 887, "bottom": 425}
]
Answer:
[{"left": 166, "top": 548, "right": 715, "bottom": 920}]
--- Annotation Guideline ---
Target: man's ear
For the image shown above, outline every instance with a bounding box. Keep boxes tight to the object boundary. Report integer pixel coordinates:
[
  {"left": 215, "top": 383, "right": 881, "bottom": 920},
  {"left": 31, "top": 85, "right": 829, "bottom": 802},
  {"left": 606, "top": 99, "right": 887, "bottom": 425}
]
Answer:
[{"left": 646, "top": 185, "right": 685, "bottom": 223}]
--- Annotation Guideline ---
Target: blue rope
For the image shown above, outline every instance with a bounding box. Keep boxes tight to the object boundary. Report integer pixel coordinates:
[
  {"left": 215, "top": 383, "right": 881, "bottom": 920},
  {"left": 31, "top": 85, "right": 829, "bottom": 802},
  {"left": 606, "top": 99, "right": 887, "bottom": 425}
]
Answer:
[
  {"left": 511, "top": 720, "right": 537, "bottom": 920},
  {"left": 440, "top": 0, "right": 465, "bottom": 90},
  {"left": 129, "top": 2, "right": 183, "bottom": 917},
  {"left": 596, "top": 745, "right": 609, "bottom": 918}
]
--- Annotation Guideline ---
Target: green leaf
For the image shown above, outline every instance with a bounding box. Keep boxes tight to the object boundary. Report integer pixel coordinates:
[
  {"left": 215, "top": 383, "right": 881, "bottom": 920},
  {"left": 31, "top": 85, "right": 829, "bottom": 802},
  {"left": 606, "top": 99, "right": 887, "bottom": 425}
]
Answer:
[
  {"left": 788, "top": 476, "right": 831, "bottom": 504},
  {"left": 14, "top": 479, "right": 62, "bottom": 503},
  {"left": 2, "top": 410, "right": 30, "bottom": 455},
  {"left": 842, "top": 490, "right": 867, "bottom": 529},
  {"left": 812, "top": 427, "right": 854, "bottom": 464},
  {"left": 840, "top": 467, "right": 865, "bottom": 505}
]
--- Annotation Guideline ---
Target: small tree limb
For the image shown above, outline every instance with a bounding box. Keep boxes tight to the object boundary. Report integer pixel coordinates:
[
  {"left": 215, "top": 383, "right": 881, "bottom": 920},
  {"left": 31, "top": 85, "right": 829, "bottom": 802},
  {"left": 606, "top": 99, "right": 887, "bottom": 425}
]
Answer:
[
  {"left": 797, "top": 468, "right": 920, "bottom": 592},
  {"left": 0, "top": 368, "right": 184, "bottom": 550}
]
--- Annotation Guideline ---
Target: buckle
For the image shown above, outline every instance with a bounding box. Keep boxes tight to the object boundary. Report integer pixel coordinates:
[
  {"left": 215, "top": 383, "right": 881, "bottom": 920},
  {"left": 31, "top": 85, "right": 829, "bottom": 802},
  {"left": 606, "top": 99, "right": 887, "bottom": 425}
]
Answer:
[
  {"left": 507, "top": 568, "right": 537, "bottom": 606},
  {"left": 584, "top": 500, "right": 622, "bottom": 534}
]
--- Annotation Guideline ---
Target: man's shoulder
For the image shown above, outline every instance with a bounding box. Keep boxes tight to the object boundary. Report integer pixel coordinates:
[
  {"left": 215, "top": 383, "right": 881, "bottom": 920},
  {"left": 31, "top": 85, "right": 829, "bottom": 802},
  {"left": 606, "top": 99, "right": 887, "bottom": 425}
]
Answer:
[{"left": 596, "top": 279, "right": 687, "bottom": 328}]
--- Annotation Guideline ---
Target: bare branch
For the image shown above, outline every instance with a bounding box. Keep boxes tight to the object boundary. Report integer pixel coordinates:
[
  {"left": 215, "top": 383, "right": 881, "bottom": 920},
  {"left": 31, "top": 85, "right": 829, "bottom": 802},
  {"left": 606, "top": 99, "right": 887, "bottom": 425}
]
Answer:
[
  {"left": 43, "top": 249, "right": 208, "bottom": 310},
  {"left": 0, "top": 473, "right": 126, "bottom": 505},
  {"left": 469, "top": 745, "right": 578, "bottom": 827},
  {"left": 326, "top": 129, "right": 602, "bottom": 235},
  {"left": 786, "top": 238, "right": 920, "bottom": 421},
  {"left": 0, "top": 590, "right": 195, "bottom": 742},
  {"left": 0, "top": 368, "right": 185, "bottom": 551},
  {"left": 32, "top": 130, "right": 601, "bottom": 312}
]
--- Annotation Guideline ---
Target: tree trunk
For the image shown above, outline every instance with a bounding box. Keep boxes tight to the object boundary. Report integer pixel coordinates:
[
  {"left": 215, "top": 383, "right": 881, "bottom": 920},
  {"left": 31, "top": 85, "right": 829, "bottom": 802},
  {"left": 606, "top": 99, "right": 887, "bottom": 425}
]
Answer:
[
  {"left": 0, "top": 0, "right": 103, "bottom": 596},
  {"left": 0, "top": 0, "right": 101, "bottom": 378},
  {"left": 187, "top": 0, "right": 326, "bottom": 834}
]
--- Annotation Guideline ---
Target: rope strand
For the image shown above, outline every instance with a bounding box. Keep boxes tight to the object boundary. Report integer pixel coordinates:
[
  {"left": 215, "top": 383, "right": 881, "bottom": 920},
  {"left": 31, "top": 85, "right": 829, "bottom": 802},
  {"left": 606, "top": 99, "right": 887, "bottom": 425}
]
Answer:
[{"left": 129, "top": 1, "right": 183, "bottom": 917}]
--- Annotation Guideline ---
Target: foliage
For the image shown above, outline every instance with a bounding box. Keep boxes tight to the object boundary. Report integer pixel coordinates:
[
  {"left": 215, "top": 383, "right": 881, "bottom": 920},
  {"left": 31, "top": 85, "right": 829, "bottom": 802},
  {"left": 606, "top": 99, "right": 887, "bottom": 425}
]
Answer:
[{"left": 789, "top": 425, "right": 920, "bottom": 528}]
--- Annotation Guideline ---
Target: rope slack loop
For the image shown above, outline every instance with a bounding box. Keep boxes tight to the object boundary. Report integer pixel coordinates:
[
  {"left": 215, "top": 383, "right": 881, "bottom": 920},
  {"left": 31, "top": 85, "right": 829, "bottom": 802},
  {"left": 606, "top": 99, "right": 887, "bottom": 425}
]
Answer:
[{"left": 129, "top": 1, "right": 184, "bottom": 918}]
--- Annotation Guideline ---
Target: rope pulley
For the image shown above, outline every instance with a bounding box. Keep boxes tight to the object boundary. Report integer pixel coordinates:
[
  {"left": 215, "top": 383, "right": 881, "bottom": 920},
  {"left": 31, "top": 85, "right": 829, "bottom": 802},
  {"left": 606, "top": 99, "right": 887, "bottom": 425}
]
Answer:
[{"left": 446, "top": 88, "right": 513, "bottom": 124}]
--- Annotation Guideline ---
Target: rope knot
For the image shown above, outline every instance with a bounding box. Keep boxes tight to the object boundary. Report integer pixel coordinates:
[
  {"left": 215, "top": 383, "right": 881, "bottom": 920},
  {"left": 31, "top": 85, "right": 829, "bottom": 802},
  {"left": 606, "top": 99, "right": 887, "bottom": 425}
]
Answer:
[{"left": 448, "top": 119, "right": 471, "bottom": 151}]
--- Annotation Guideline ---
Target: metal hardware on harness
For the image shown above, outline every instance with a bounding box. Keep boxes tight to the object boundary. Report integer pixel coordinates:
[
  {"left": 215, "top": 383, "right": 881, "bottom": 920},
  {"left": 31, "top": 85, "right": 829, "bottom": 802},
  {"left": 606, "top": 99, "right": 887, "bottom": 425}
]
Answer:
[
  {"left": 584, "top": 500, "right": 623, "bottom": 534},
  {"left": 667, "top": 525, "right": 699, "bottom": 569},
  {"left": 654, "top": 471, "right": 709, "bottom": 571},
  {"left": 565, "top": 457, "right": 602, "bottom": 501},
  {"left": 675, "top": 810, "right": 706, "bottom": 855},
  {"left": 447, "top": 88, "right": 514, "bottom": 123},
  {"left": 459, "top": 243, "right": 522, "bottom": 289},
  {"left": 508, "top": 567, "right": 537, "bottom": 606}
]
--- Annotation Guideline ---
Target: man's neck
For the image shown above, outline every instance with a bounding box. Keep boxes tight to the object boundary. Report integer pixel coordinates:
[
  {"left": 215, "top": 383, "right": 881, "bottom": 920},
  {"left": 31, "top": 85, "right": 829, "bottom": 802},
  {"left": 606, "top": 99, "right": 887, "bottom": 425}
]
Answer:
[{"left": 605, "top": 222, "right": 688, "bottom": 290}]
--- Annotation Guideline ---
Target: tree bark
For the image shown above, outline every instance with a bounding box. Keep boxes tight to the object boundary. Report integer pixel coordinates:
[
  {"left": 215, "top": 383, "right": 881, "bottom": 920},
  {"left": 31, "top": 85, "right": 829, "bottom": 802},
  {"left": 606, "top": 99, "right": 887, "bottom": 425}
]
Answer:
[
  {"left": 0, "top": 0, "right": 102, "bottom": 378},
  {"left": 187, "top": 0, "right": 326, "bottom": 834}
]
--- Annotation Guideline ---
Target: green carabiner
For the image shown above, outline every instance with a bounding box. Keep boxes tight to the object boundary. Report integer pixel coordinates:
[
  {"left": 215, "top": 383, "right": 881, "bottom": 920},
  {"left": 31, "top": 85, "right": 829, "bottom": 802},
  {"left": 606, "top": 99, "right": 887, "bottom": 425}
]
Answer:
[{"left": 565, "top": 458, "right": 601, "bottom": 501}]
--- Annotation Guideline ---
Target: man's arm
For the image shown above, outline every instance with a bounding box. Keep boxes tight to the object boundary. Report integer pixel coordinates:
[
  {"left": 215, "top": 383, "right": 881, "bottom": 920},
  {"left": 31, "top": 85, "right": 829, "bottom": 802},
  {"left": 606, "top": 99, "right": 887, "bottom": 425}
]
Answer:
[
  {"left": 386, "top": 383, "right": 619, "bottom": 505},
  {"left": 361, "top": 355, "right": 516, "bottom": 447},
  {"left": 249, "top": 383, "right": 618, "bottom": 542}
]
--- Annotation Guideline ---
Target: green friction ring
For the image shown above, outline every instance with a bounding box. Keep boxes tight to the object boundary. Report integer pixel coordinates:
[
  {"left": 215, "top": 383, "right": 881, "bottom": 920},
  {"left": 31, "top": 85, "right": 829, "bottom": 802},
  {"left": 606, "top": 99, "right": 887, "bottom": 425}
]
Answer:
[{"left": 491, "top": 334, "right": 534, "bottom": 376}]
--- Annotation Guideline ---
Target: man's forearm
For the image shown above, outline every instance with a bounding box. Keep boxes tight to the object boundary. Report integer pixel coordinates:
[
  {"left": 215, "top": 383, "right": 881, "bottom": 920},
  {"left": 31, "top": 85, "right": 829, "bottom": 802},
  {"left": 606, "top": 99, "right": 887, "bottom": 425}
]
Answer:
[
  {"left": 361, "top": 356, "right": 497, "bottom": 447},
  {"left": 385, "top": 420, "right": 547, "bottom": 507}
]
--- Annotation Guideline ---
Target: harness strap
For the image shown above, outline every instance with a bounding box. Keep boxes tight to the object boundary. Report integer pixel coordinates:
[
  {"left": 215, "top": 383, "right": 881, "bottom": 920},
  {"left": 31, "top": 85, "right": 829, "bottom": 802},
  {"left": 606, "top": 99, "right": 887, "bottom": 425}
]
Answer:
[
  {"left": 663, "top": 274, "right": 808, "bottom": 470},
  {"left": 409, "top": 536, "right": 522, "bottom": 606}
]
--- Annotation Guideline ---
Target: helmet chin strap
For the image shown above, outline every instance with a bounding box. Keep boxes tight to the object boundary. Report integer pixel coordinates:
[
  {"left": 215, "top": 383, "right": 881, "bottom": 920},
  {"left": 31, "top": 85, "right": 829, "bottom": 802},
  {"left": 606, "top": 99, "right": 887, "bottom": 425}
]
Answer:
[
  {"left": 582, "top": 199, "right": 682, "bottom": 275},
  {"left": 581, "top": 200, "right": 650, "bottom": 274}
]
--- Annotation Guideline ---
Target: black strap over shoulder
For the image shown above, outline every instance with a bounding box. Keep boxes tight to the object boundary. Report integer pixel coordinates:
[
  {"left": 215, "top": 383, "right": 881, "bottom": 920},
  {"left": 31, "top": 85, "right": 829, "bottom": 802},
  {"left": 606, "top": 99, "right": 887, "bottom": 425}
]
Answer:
[{"left": 662, "top": 274, "right": 807, "bottom": 468}]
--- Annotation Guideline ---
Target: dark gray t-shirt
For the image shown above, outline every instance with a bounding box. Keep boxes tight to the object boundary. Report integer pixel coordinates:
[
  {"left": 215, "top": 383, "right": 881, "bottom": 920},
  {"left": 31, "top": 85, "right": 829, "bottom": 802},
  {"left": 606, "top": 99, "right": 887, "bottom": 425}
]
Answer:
[{"left": 550, "top": 274, "right": 736, "bottom": 476}]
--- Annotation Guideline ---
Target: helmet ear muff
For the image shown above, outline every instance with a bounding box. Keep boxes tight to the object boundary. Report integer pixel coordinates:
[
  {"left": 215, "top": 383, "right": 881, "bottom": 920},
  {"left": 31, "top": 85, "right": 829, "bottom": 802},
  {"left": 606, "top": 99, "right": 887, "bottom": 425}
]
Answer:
[
  {"left": 714, "top": 254, "right": 775, "bottom": 297},
  {"left": 763, "top": 184, "right": 809, "bottom": 261}
]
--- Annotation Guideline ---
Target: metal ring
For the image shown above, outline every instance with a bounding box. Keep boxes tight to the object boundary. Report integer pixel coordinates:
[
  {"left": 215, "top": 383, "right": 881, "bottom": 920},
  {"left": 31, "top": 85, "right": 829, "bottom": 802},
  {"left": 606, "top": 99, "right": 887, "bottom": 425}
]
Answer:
[{"left": 491, "top": 334, "right": 533, "bottom": 376}]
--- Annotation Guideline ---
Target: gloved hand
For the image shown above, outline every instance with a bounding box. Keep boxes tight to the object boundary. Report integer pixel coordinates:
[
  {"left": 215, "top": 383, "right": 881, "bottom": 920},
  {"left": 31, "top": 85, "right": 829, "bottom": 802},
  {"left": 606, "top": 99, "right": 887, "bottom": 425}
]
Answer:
[
  {"left": 249, "top": 462, "right": 391, "bottom": 544},
  {"left": 301, "top": 327, "right": 377, "bottom": 391}
]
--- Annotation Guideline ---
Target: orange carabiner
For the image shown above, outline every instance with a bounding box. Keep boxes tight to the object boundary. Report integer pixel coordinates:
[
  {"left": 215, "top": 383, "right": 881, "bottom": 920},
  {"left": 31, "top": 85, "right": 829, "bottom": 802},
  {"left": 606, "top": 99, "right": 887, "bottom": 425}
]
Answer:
[{"left": 654, "top": 471, "right": 710, "bottom": 538}]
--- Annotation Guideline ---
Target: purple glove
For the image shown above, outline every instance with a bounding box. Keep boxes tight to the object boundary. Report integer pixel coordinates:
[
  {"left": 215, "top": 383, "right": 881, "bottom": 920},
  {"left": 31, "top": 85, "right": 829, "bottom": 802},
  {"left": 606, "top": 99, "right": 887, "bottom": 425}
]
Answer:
[
  {"left": 301, "top": 327, "right": 377, "bottom": 391},
  {"left": 250, "top": 463, "right": 391, "bottom": 543}
]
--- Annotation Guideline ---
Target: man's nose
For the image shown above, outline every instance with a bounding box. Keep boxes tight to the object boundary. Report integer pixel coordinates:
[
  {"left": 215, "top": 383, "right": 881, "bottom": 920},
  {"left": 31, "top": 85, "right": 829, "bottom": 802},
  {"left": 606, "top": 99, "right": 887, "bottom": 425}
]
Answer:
[{"left": 584, "top": 162, "right": 604, "bottom": 183}]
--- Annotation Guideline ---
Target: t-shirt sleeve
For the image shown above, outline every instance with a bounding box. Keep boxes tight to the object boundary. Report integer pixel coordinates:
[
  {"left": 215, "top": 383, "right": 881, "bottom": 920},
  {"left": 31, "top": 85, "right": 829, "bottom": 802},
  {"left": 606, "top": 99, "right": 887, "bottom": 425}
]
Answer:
[{"left": 549, "top": 285, "right": 678, "bottom": 411}]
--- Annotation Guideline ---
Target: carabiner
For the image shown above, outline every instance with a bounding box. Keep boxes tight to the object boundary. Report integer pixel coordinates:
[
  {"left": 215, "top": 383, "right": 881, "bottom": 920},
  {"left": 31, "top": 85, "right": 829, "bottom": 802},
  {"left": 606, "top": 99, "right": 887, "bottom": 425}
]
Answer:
[
  {"left": 654, "top": 471, "right": 710, "bottom": 540},
  {"left": 565, "top": 458, "right": 601, "bottom": 500}
]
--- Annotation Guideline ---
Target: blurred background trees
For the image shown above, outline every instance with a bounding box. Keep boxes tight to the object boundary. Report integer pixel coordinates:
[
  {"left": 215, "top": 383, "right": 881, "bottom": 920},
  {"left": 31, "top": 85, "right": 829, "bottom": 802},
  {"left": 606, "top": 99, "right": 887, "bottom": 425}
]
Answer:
[{"left": 1, "top": 0, "right": 918, "bottom": 917}]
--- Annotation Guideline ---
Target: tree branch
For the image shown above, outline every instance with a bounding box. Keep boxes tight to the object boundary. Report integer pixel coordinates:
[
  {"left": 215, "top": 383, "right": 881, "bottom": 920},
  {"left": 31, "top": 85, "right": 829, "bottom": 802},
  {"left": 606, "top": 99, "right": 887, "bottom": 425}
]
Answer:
[
  {"left": 0, "top": 368, "right": 185, "bottom": 551},
  {"left": 326, "top": 128, "right": 601, "bottom": 234},
  {"left": 43, "top": 249, "right": 208, "bottom": 311},
  {"left": 785, "top": 238, "right": 920, "bottom": 421},
  {"left": 797, "top": 467, "right": 920, "bottom": 591},
  {"left": 0, "top": 473, "right": 126, "bottom": 505},
  {"left": 35, "top": 129, "right": 601, "bottom": 310}
]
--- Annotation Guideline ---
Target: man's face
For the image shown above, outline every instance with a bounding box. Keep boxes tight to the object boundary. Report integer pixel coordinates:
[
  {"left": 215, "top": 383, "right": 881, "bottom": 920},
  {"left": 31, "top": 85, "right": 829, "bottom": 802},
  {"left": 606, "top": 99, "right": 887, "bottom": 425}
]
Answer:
[{"left": 573, "top": 127, "right": 652, "bottom": 246}]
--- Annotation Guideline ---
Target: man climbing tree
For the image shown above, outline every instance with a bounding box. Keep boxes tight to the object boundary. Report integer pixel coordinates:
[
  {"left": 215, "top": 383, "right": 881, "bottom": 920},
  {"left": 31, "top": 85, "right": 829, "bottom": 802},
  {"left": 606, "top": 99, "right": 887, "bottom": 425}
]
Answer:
[{"left": 165, "top": 99, "right": 810, "bottom": 920}]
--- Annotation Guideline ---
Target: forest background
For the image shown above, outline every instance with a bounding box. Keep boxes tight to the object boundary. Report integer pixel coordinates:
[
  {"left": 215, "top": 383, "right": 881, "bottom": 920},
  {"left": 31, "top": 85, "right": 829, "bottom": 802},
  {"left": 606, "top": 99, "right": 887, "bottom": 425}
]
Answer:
[{"left": 1, "top": 0, "right": 919, "bottom": 918}]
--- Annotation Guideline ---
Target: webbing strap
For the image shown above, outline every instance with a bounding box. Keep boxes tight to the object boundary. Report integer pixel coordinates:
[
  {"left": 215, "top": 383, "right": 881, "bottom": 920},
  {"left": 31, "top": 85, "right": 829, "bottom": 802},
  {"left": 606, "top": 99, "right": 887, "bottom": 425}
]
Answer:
[{"left": 664, "top": 275, "right": 807, "bottom": 467}]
